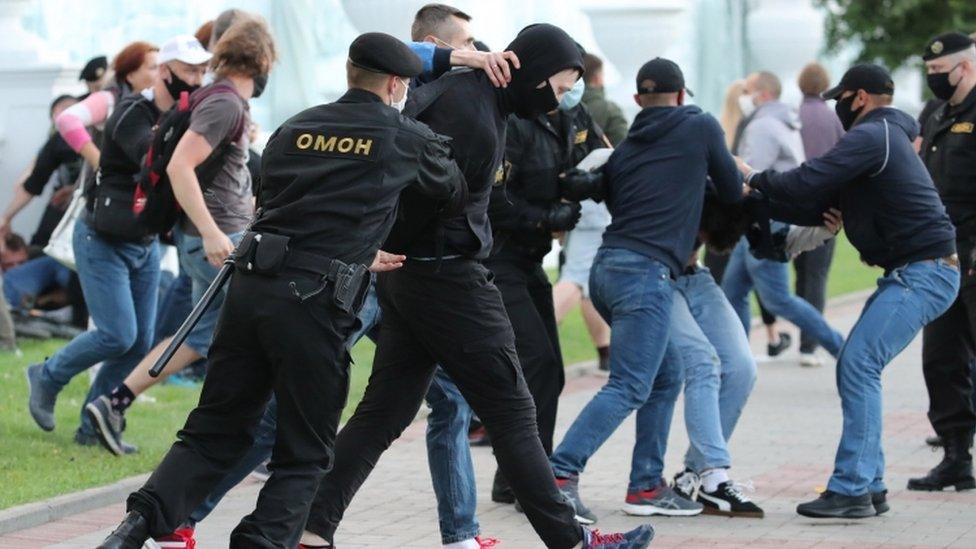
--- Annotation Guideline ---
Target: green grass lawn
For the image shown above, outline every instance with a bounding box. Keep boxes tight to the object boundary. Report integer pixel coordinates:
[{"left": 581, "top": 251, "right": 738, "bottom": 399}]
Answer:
[{"left": 0, "top": 234, "right": 879, "bottom": 510}]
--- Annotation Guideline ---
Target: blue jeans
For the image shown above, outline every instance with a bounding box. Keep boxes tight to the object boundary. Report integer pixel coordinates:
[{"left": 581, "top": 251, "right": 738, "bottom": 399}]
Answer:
[
  {"left": 173, "top": 227, "right": 243, "bottom": 357},
  {"left": 186, "top": 281, "right": 381, "bottom": 525},
  {"left": 722, "top": 238, "right": 845, "bottom": 356},
  {"left": 425, "top": 368, "right": 478, "bottom": 544},
  {"left": 155, "top": 263, "right": 193, "bottom": 345},
  {"left": 550, "top": 247, "right": 675, "bottom": 478},
  {"left": 39, "top": 218, "right": 160, "bottom": 436},
  {"left": 633, "top": 267, "right": 760, "bottom": 487},
  {"left": 680, "top": 268, "right": 757, "bottom": 472},
  {"left": 3, "top": 255, "right": 72, "bottom": 310},
  {"left": 827, "top": 259, "right": 959, "bottom": 496}
]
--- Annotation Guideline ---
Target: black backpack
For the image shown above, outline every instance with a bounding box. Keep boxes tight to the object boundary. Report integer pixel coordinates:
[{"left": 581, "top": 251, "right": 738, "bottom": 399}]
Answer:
[{"left": 134, "top": 83, "right": 246, "bottom": 235}]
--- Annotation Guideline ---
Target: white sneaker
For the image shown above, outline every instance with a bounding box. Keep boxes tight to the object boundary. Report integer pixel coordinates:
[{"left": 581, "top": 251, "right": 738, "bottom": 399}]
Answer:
[{"left": 799, "top": 352, "right": 822, "bottom": 368}]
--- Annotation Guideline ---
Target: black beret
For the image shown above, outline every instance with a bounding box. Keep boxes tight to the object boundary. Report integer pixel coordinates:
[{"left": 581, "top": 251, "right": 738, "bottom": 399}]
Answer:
[
  {"left": 923, "top": 32, "right": 975, "bottom": 61},
  {"left": 348, "top": 32, "right": 422, "bottom": 78},
  {"left": 79, "top": 55, "right": 108, "bottom": 82}
]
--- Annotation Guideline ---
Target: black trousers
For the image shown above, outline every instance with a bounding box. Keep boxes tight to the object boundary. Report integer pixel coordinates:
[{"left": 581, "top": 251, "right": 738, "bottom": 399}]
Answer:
[
  {"left": 486, "top": 257, "right": 565, "bottom": 454},
  {"left": 127, "top": 270, "right": 356, "bottom": 548},
  {"left": 794, "top": 239, "right": 836, "bottom": 353},
  {"left": 305, "top": 259, "right": 581, "bottom": 548},
  {"left": 922, "top": 241, "right": 976, "bottom": 438}
]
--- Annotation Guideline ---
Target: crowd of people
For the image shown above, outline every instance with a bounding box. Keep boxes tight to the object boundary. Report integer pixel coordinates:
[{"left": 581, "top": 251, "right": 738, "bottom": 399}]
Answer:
[{"left": 7, "top": 4, "right": 976, "bottom": 548}]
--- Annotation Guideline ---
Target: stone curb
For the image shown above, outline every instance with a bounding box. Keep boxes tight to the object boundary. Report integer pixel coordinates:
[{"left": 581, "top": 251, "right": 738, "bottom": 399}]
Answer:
[
  {"left": 0, "top": 473, "right": 148, "bottom": 536},
  {"left": 0, "top": 289, "right": 869, "bottom": 536}
]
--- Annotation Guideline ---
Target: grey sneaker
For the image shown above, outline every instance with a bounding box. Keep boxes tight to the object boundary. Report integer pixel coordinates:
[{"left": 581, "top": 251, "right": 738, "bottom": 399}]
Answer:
[
  {"left": 672, "top": 468, "right": 700, "bottom": 500},
  {"left": 556, "top": 475, "right": 597, "bottom": 524},
  {"left": 86, "top": 396, "right": 126, "bottom": 456},
  {"left": 26, "top": 363, "right": 56, "bottom": 431},
  {"left": 623, "top": 480, "right": 704, "bottom": 516}
]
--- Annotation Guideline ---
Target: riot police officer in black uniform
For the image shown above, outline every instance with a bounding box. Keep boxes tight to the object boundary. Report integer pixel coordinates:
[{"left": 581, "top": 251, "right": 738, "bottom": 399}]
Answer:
[
  {"left": 304, "top": 23, "right": 653, "bottom": 549},
  {"left": 486, "top": 80, "right": 608, "bottom": 503},
  {"left": 97, "top": 32, "right": 465, "bottom": 549},
  {"left": 912, "top": 31, "right": 976, "bottom": 492}
]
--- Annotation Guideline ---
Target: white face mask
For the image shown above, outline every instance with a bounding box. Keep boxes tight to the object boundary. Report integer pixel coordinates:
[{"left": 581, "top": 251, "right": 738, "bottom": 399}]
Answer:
[
  {"left": 391, "top": 78, "right": 409, "bottom": 113},
  {"left": 738, "top": 93, "right": 756, "bottom": 117}
]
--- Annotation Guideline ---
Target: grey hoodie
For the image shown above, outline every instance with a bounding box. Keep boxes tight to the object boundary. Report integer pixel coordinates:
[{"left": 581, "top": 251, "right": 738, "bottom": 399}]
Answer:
[{"left": 740, "top": 100, "right": 806, "bottom": 172}]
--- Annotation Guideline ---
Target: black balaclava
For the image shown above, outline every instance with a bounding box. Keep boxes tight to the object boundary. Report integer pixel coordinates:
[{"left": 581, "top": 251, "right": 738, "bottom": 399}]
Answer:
[{"left": 501, "top": 24, "right": 584, "bottom": 119}]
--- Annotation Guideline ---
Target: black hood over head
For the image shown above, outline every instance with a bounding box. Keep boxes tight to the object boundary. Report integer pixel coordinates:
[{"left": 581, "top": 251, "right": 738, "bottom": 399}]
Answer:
[{"left": 500, "top": 24, "right": 584, "bottom": 119}]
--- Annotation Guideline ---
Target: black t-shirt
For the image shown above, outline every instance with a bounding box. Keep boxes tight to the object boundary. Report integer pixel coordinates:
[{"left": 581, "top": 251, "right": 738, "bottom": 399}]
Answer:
[{"left": 24, "top": 132, "right": 81, "bottom": 196}]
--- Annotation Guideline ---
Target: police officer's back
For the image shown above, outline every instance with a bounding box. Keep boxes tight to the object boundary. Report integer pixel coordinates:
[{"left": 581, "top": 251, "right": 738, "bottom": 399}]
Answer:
[{"left": 100, "top": 33, "right": 464, "bottom": 549}]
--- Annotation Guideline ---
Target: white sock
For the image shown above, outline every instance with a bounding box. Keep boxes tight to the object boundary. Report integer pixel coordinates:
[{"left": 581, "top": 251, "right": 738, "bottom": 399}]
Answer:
[
  {"left": 299, "top": 530, "right": 332, "bottom": 548},
  {"left": 444, "top": 539, "right": 480, "bottom": 549},
  {"left": 701, "top": 467, "right": 730, "bottom": 493}
]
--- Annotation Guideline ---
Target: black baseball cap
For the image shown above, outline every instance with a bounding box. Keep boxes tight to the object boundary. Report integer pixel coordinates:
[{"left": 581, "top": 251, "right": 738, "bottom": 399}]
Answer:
[
  {"left": 348, "top": 32, "right": 422, "bottom": 78},
  {"left": 822, "top": 63, "right": 894, "bottom": 100},
  {"left": 923, "top": 32, "right": 975, "bottom": 61},
  {"left": 635, "top": 57, "right": 693, "bottom": 96},
  {"left": 78, "top": 55, "right": 107, "bottom": 82}
]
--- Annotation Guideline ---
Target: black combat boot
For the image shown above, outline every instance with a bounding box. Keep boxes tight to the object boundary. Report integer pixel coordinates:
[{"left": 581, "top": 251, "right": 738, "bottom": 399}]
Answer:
[
  {"left": 96, "top": 511, "right": 150, "bottom": 549},
  {"left": 907, "top": 432, "right": 976, "bottom": 491}
]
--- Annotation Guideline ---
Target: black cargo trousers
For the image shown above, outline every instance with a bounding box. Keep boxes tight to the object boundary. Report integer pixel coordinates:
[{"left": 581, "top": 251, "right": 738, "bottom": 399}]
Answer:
[
  {"left": 305, "top": 258, "right": 582, "bottom": 548},
  {"left": 127, "top": 268, "right": 357, "bottom": 548},
  {"left": 923, "top": 238, "right": 976, "bottom": 440}
]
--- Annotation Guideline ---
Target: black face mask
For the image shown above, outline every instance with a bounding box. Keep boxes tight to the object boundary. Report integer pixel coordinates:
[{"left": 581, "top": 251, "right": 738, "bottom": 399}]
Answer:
[
  {"left": 513, "top": 80, "right": 558, "bottom": 119},
  {"left": 163, "top": 69, "right": 199, "bottom": 101},
  {"left": 252, "top": 73, "right": 269, "bottom": 98},
  {"left": 835, "top": 94, "right": 863, "bottom": 131},
  {"left": 502, "top": 24, "right": 582, "bottom": 119},
  {"left": 927, "top": 64, "right": 960, "bottom": 101}
]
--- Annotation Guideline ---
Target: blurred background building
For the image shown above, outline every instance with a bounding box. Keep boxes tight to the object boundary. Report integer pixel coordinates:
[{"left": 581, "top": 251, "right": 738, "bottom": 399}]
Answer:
[{"left": 0, "top": 0, "right": 925, "bottom": 237}]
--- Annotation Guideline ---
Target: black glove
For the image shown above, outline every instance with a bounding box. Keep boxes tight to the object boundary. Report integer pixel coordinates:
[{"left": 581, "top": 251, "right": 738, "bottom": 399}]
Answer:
[
  {"left": 545, "top": 201, "right": 582, "bottom": 232},
  {"left": 559, "top": 168, "right": 606, "bottom": 202}
]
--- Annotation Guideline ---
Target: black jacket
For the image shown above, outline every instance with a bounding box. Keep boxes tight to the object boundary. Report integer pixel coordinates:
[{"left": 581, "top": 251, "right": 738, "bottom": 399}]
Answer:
[
  {"left": 921, "top": 85, "right": 976, "bottom": 238},
  {"left": 489, "top": 104, "right": 607, "bottom": 262},
  {"left": 385, "top": 70, "right": 508, "bottom": 260},
  {"left": 751, "top": 107, "right": 956, "bottom": 272},
  {"left": 601, "top": 105, "right": 742, "bottom": 276},
  {"left": 254, "top": 89, "right": 464, "bottom": 267}
]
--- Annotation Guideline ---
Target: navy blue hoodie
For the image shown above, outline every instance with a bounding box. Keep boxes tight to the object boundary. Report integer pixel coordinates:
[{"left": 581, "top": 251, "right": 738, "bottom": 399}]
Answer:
[
  {"left": 750, "top": 107, "right": 956, "bottom": 272},
  {"left": 601, "top": 105, "right": 742, "bottom": 276}
]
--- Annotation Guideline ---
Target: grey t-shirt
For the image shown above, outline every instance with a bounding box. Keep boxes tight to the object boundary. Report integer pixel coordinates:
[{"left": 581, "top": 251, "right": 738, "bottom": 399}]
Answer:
[{"left": 183, "top": 79, "right": 253, "bottom": 235}]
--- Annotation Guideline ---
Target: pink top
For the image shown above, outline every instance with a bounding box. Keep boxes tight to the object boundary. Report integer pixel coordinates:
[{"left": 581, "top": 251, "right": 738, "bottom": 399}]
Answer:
[{"left": 55, "top": 90, "right": 117, "bottom": 152}]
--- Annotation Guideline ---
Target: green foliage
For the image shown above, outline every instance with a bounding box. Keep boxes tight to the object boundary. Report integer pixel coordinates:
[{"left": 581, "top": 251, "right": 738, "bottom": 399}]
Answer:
[{"left": 816, "top": 0, "right": 976, "bottom": 70}]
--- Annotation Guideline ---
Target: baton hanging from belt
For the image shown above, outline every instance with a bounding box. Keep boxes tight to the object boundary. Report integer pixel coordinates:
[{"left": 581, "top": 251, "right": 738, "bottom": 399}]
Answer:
[{"left": 149, "top": 255, "right": 235, "bottom": 378}]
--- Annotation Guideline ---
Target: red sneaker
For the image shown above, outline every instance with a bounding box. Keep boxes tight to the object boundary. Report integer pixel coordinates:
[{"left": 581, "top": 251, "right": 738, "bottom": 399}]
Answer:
[
  {"left": 153, "top": 527, "right": 196, "bottom": 549},
  {"left": 476, "top": 536, "right": 500, "bottom": 547}
]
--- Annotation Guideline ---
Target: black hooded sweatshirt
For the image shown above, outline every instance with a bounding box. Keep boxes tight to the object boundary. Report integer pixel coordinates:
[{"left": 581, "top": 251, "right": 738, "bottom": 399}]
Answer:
[{"left": 384, "top": 24, "right": 583, "bottom": 260}]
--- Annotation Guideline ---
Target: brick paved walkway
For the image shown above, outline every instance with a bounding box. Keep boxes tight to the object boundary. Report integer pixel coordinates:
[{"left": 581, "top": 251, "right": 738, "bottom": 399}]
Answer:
[{"left": 4, "top": 293, "right": 976, "bottom": 548}]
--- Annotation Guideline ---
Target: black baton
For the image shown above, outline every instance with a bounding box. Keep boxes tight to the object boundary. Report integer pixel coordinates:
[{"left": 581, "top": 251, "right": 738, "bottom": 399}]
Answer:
[{"left": 149, "top": 256, "right": 236, "bottom": 378}]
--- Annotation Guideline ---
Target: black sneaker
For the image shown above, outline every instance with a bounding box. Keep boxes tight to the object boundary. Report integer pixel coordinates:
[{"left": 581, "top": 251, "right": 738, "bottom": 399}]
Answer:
[
  {"left": 796, "top": 490, "right": 874, "bottom": 519},
  {"left": 871, "top": 490, "right": 889, "bottom": 515},
  {"left": 697, "top": 481, "right": 764, "bottom": 518},
  {"left": 556, "top": 475, "right": 597, "bottom": 524},
  {"left": 671, "top": 468, "right": 699, "bottom": 501},
  {"left": 75, "top": 427, "right": 138, "bottom": 454},
  {"left": 767, "top": 332, "right": 792, "bottom": 358},
  {"left": 86, "top": 396, "right": 127, "bottom": 456}
]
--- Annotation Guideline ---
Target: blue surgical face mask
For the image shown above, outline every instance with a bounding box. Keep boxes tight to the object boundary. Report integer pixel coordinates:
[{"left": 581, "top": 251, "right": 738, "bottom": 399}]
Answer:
[{"left": 558, "top": 78, "right": 585, "bottom": 111}]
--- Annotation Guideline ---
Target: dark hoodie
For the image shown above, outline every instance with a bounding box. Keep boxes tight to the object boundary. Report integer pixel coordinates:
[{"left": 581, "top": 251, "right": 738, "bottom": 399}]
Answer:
[
  {"left": 750, "top": 107, "right": 956, "bottom": 271},
  {"left": 385, "top": 24, "right": 583, "bottom": 260},
  {"left": 601, "top": 105, "right": 742, "bottom": 276}
]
